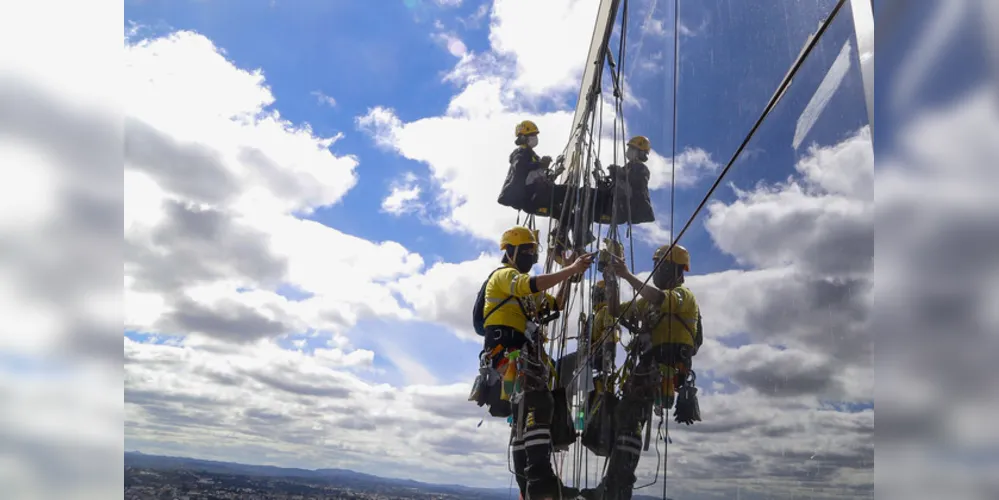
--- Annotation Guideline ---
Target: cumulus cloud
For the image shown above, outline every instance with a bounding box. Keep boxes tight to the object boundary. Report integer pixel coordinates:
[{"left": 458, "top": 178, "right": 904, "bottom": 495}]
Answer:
[
  {"left": 124, "top": 31, "right": 430, "bottom": 346},
  {"left": 476, "top": 0, "right": 602, "bottom": 97},
  {"left": 117, "top": 29, "right": 533, "bottom": 489},
  {"left": 125, "top": 335, "right": 517, "bottom": 486},
  {"left": 382, "top": 184, "right": 421, "bottom": 213},
  {"left": 391, "top": 253, "right": 500, "bottom": 341}
]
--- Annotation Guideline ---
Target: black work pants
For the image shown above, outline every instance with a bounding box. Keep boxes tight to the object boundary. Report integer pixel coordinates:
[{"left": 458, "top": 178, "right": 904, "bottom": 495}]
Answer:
[
  {"left": 599, "top": 344, "right": 691, "bottom": 500},
  {"left": 487, "top": 326, "right": 560, "bottom": 499},
  {"left": 510, "top": 389, "right": 558, "bottom": 498}
]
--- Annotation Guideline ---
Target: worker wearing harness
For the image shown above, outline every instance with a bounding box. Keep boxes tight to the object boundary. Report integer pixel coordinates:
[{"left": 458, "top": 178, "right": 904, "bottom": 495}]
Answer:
[
  {"left": 583, "top": 244, "right": 703, "bottom": 500},
  {"left": 497, "top": 120, "right": 558, "bottom": 216},
  {"left": 479, "top": 225, "right": 594, "bottom": 500}
]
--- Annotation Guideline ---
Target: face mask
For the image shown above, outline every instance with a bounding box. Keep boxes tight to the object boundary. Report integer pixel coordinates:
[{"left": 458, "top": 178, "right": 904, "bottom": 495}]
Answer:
[
  {"left": 652, "top": 266, "right": 673, "bottom": 289},
  {"left": 526, "top": 135, "right": 539, "bottom": 149},
  {"left": 510, "top": 245, "right": 538, "bottom": 273},
  {"left": 626, "top": 147, "right": 646, "bottom": 163}
]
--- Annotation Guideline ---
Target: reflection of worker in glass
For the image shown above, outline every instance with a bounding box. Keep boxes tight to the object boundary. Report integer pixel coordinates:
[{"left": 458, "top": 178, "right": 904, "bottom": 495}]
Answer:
[
  {"left": 596, "top": 135, "right": 655, "bottom": 225},
  {"left": 582, "top": 244, "right": 702, "bottom": 500}
]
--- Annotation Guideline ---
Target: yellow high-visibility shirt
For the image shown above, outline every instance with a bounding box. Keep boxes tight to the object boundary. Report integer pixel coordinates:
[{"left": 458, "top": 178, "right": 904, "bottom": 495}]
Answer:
[
  {"left": 618, "top": 285, "right": 699, "bottom": 346},
  {"left": 590, "top": 304, "right": 620, "bottom": 346},
  {"left": 482, "top": 264, "right": 556, "bottom": 333}
]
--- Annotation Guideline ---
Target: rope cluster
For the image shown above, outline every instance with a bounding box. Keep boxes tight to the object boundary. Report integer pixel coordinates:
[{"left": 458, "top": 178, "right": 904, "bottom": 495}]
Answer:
[{"left": 505, "top": 0, "right": 849, "bottom": 496}]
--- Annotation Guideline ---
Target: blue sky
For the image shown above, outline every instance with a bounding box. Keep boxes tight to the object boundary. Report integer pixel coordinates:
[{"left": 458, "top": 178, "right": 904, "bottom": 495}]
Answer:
[{"left": 122, "top": 0, "right": 875, "bottom": 494}]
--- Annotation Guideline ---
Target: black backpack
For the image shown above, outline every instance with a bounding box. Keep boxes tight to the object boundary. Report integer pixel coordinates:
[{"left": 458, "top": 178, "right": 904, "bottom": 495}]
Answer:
[{"left": 472, "top": 267, "right": 525, "bottom": 336}]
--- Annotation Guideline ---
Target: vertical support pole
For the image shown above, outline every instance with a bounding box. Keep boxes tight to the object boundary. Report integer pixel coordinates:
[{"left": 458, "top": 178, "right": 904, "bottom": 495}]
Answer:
[{"left": 850, "top": 0, "right": 875, "bottom": 133}]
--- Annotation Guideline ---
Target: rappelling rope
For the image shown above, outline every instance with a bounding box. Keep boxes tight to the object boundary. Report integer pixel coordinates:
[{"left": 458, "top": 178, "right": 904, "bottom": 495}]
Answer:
[{"left": 660, "top": 0, "right": 681, "bottom": 496}]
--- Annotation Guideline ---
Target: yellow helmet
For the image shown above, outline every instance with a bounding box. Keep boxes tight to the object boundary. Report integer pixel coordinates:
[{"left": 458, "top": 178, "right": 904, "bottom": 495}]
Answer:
[
  {"left": 627, "top": 135, "right": 651, "bottom": 153},
  {"left": 500, "top": 225, "right": 538, "bottom": 250},
  {"left": 653, "top": 243, "right": 690, "bottom": 272},
  {"left": 515, "top": 120, "right": 540, "bottom": 137}
]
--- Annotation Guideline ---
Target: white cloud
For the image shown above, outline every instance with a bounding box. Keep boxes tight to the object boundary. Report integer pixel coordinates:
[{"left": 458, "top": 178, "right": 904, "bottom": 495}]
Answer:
[
  {"left": 642, "top": 16, "right": 666, "bottom": 37},
  {"left": 705, "top": 127, "right": 872, "bottom": 276},
  {"left": 381, "top": 172, "right": 425, "bottom": 216},
  {"left": 122, "top": 30, "right": 444, "bottom": 351},
  {"left": 391, "top": 253, "right": 500, "bottom": 341},
  {"left": 124, "top": 336, "right": 515, "bottom": 486},
  {"left": 633, "top": 218, "right": 671, "bottom": 245},
  {"left": 457, "top": 3, "right": 490, "bottom": 30},
  {"left": 647, "top": 146, "right": 721, "bottom": 190},
  {"left": 451, "top": 0, "right": 602, "bottom": 98},
  {"left": 355, "top": 105, "right": 403, "bottom": 149},
  {"left": 874, "top": 85, "right": 999, "bottom": 499},
  {"left": 309, "top": 90, "right": 337, "bottom": 107}
]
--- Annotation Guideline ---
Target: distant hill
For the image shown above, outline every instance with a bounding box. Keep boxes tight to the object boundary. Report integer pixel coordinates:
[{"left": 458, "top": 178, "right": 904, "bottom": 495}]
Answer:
[
  {"left": 125, "top": 451, "right": 513, "bottom": 498},
  {"left": 124, "top": 451, "right": 669, "bottom": 499}
]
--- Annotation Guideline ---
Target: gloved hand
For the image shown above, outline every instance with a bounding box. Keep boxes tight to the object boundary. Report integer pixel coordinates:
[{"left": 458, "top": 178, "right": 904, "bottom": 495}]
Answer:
[
  {"left": 540, "top": 155, "right": 553, "bottom": 167},
  {"left": 673, "top": 384, "right": 701, "bottom": 425}
]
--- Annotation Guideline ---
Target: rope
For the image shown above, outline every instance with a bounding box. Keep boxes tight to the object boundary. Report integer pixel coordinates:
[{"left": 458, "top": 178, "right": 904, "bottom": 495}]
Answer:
[{"left": 662, "top": 0, "right": 680, "bottom": 496}]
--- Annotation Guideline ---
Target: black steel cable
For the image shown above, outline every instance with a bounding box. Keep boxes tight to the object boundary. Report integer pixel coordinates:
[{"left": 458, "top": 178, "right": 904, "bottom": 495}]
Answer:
[{"left": 662, "top": 0, "right": 680, "bottom": 496}]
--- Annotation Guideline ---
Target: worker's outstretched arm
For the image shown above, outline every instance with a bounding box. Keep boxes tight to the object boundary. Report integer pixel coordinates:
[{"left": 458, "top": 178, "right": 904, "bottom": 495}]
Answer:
[
  {"left": 534, "top": 252, "right": 595, "bottom": 293},
  {"left": 551, "top": 251, "right": 588, "bottom": 310},
  {"left": 608, "top": 255, "right": 666, "bottom": 308}
]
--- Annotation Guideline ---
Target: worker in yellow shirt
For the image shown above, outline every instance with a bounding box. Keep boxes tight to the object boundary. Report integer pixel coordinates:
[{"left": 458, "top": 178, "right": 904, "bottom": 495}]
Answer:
[
  {"left": 582, "top": 243, "right": 703, "bottom": 500},
  {"left": 588, "top": 280, "right": 621, "bottom": 373},
  {"left": 474, "top": 225, "right": 594, "bottom": 500}
]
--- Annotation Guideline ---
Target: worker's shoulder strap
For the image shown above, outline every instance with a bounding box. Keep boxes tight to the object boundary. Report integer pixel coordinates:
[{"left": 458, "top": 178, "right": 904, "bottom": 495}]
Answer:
[
  {"left": 671, "top": 288, "right": 703, "bottom": 349},
  {"left": 481, "top": 267, "right": 528, "bottom": 323},
  {"left": 648, "top": 287, "right": 702, "bottom": 346}
]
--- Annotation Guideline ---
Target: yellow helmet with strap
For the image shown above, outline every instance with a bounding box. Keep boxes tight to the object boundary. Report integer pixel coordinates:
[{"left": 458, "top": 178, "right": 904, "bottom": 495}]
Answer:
[
  {"left": 515, "top": 120, "right": 540, "bottom": 137},
  {"left": 500, "top": 225, "right": 538, "bottom": 250},
  {"left": 627, "top": 135, "right": 651, "bottom": 153},
  {"left": 653, "top": 243, "right": 690, "bottom": 271}
]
